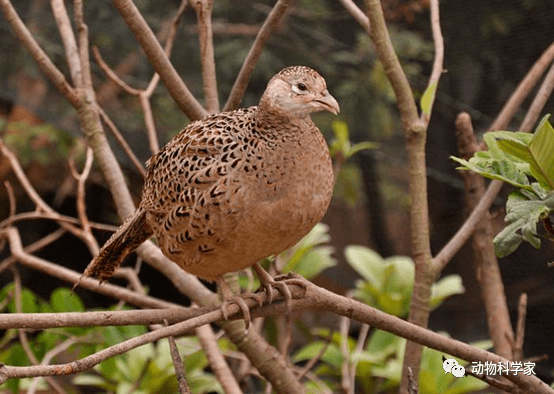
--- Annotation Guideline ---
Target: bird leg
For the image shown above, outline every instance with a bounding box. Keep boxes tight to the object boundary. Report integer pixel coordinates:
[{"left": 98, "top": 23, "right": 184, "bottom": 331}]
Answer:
[
  {"left": 216, "top": 276, "right": 263, "bottom": 330},
  {"left": 252, "top": 263, "right": 305, "bottom": 314}
]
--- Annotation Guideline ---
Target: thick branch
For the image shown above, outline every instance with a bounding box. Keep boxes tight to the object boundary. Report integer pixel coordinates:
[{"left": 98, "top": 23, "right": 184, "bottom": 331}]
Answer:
[{"left": 365, "top": 1, "right": 433, "bottom": 390}]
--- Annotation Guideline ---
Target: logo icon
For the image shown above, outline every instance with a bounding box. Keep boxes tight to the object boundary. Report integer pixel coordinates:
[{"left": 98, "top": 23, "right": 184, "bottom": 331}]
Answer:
[{"left": 442, "top": 357, "right": 466, "bottom": 378}]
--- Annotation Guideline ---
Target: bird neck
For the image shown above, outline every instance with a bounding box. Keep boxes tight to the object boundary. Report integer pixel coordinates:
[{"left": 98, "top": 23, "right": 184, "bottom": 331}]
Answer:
[{"left": 255, "top": 103, "right": 313, "bottom": 131}]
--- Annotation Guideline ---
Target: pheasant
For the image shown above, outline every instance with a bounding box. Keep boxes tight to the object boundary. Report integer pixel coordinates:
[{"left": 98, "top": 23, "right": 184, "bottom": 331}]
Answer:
[{"left": 81, "top": 66, "right": 339, "bottom": 324}]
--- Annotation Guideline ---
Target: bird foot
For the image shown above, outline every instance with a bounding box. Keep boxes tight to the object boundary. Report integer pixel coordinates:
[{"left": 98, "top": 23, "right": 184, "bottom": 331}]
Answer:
[
  {"left": 253, "top": 265, "right": 307, "bottom": 315},
  {"left": 217, "top": 278, "right": 265, "bottom": 330}
]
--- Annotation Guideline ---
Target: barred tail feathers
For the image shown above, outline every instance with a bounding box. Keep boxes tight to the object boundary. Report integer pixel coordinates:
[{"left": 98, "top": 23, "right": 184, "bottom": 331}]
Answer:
[{"left": 82, "top": 208, "right": 152, "bottom": 282}]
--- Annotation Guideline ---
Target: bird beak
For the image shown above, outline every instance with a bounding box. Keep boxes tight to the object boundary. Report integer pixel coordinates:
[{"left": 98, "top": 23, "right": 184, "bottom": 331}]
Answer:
[{"left": 315, "top": 90, "right": 340, "bottom": 115}]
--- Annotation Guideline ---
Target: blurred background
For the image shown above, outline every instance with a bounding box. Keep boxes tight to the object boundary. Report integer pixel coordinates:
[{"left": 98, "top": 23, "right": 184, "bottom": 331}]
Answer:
[{"left": 1, "top": 0, "right": 554, "bottom": 382}]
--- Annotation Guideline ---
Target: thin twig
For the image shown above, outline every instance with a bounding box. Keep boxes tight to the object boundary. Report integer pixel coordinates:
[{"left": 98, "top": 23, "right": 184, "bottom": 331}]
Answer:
[
  {"left": 4, "top": 181, "right": 16, "bottom": 218},
  {"left": 92, "top": 46, "right": 140, "bottom": 95},
  {"left": 0, "top": 228, "right": 66, "bottom": 275},
  {"left": 196, "top": 324, "right": 242, "bottom": 394},
  {"left": 519, "top": 62, "right": 554, "bottom": 132},
  {"left": 0, "top": 140, "right": 99, "bottom": 255},
  {"left": 223, "top": 0, "right": 293, "bottom": 111},
  {"left": 28, "top": 338, "right": 77, "bottom": 394},
  {"left": 96, "top": 106, "right": 146, "bottom": 176},
  {"left": 295, "top": 336, "right": 332, "bottom": 381},
  {"left": 338, "top": 0, "right": 370, "bottom": 33},
  {"left": 165, "top": 320, "right": 191, "bottom": 394},
  {"left": 513, "top": 292, "right": 528, "bottom": 361},
  {"left": 0, "top": 211, "right": 117, "bottom": 233},
  {"left": 68, "top": 146, "right": 99, "bottom": 255},
  {"left": 420, "top": 0, "right": 444, "bottom": 125},
  {"left": 490, "top": 42, "right": 554, "bottom": 132},
  {"left": 339, "top": 316, "right": 353, "bottom": 394}
]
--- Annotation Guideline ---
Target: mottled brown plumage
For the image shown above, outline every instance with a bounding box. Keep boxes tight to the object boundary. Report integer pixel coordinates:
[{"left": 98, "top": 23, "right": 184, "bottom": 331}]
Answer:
[{"left": 82, "top": 66, "right": 339, "bottom": 314}]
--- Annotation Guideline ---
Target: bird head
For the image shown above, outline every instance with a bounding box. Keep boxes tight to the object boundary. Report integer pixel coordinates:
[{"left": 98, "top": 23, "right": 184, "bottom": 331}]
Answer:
[{"left": 260, "top": 66, "right": 340, "bottom": 118}]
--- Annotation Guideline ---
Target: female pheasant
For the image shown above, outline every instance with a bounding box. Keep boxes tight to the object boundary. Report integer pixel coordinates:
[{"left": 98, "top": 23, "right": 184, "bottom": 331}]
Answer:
[{"left": 81, "top": 66, "right": 339, "bottom": 322}]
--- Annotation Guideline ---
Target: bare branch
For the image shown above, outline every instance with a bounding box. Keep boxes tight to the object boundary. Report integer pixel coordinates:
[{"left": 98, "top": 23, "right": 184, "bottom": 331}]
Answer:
[
  {"left": 190, "top": 0, "right": 220, "bottom": 113},
  {"left": 0, "top": 309, "right": 226, "bottom": 383},
  {"left": 0, "top": 228, "right": 66, "bottom": 275},
  {"left": 166, "top": 323, "right": 191, "bottom": 394},
  {"left": 2, "top": 276, "right": 551, "bottom": 393},
  {"left": 0, "top": 227, "right": 176, "bottom": 309},
  {"left": 0, "top": 140, "right": 98, "bottom": 255},
  {"left": 420, "top": 0, "right": 444, "bottom": 125},
  {"left": 69, "top": 147, "right": 99, "bottom": 255},
  {"left": 112, "top": 0, "right": 207, "bottom": 120},
  {"left": 50, "top": 0, "right": 82, "bottom": 86},
  {"left": 490, "top": 42, "right": 554, "bottom": 132},
  {"left": 520, "top": 62, "right": 554, "bottom": 132},
  {"left": 92, "top": 46, "right": 141, "bottom": 95},
  {"left": 513, "top": 292, "right": 528, "bottom": 361},
  {"left": 0, "top": 0, "right": 80, "bottom": 107},
  {"left": 223, "top": 0, "right": 293, "bottom": 111},
  {"left": 96, "top": 106, "right": 146, "bottom": 176},
  {"left": 338, "top": 0, "right": 370, "bottom": 33},
  {"left": 196, "top": 324, "right": 242, "bottom": 394},
  {"left": 364, "top": 0, "right": 431, "bottom": 389}
]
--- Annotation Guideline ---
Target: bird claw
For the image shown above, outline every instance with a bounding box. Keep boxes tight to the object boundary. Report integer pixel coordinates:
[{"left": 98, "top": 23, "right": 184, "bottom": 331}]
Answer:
[
  {"left": 256, "top": 270, "right": 307, "bottom": 315},
  {"left": 220, "top": 295, "right": 251, "bottom": 330}
]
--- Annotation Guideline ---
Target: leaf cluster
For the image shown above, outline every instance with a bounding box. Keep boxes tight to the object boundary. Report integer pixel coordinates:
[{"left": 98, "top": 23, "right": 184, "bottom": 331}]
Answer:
[{"left": 451, "top": 116, "right": 554, "bottom": 256}]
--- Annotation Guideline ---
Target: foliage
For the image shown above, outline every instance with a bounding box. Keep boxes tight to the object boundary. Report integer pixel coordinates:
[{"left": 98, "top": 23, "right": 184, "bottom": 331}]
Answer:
[
  {"left": 73, "top": 336, "right": 223, "bottom": 394},
  {"left": 344, "top": 245, "right": 464, "bottom": 317},
  {"left": 451, "top": 116, "right": 554, "bottom": 257},
  {"left": 292, "top": 247, "right": 480, "bottom": 394},
  {"left": 0, "top": 285, "right": 221, "bottom": 394},
  {"left": 3, "top": 122, "right": 77, "bottom": 166}
]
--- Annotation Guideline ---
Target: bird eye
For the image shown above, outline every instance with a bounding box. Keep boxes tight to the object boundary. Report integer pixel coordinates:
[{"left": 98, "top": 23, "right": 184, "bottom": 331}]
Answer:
[{"left": 292, "top": 82, "right": 308, "bottom": 94}]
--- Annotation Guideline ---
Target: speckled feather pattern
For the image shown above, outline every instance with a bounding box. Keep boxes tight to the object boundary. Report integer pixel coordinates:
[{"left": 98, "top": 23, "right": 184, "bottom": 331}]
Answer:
[{"left": 83, "top": 66, "right": 337, "bottom": 282}]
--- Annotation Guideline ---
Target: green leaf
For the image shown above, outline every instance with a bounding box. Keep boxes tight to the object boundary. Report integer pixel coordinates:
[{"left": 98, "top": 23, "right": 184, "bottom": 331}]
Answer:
[
  {"left": 430, "top": 275, "right": 465, "bottom": 310},
  {"left": 50, "top": 288, "right": 84, "bottom": 312},
  {"left": 493, "top": 190, "right": 554, "bottom": 257},
  {"left": 420, "top": 81, "right": 438, "bottom": 116},
  {"left": 527, "top": 115, "right": 554, "bottom": 189},
  {"left": 450, "top": 155, "right": 533, "bottom": 191}
]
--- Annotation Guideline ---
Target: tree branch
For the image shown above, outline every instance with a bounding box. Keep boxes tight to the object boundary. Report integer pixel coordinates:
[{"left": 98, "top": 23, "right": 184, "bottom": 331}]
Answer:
[
  {"left": 191, "top": 0, "right": 220, "bottom": 113},
  {"left": 112, "top": 0, "right": 207, "bottom": 120},
  {"left": 0, "top": 0, "right": 80, "bottom": 107},
  {"left": 223, "top": 0, "right": 292, "bottom": 111},
  {"left": 364, "top": 0, "right": 433, "bottom": 390}
]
